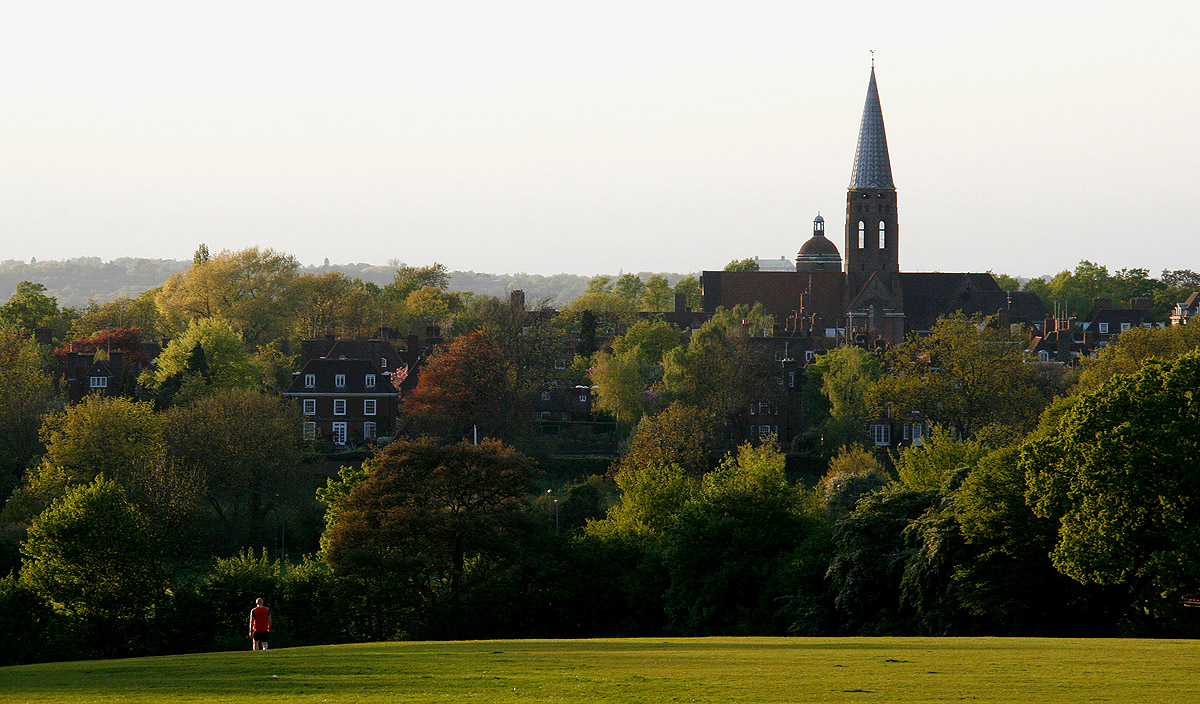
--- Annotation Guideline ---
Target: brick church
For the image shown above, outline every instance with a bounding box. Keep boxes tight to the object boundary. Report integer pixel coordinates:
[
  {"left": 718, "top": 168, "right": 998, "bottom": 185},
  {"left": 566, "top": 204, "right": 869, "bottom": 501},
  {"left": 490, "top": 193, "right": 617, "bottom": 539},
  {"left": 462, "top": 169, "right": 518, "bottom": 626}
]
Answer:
[{"left": 700, "top": 67, "right": 1046, "bottom": 343}]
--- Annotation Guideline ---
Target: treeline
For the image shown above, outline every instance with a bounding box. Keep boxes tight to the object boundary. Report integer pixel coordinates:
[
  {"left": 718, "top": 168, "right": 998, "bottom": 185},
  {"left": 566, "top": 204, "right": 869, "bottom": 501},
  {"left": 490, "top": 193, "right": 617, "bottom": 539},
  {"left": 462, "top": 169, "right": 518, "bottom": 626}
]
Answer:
[
  {"left": 2, "top": 247, "right": 1200, "bottom": 665},
  {"left": 0, "top": 254, "right": 696, "bottom": 310}
]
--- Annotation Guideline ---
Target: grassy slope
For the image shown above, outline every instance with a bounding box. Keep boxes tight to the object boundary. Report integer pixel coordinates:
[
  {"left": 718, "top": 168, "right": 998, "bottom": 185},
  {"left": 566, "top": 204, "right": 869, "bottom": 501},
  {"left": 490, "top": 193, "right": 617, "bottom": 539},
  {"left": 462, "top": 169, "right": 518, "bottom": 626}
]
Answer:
[{"left": 2, "top": 637, "right": 1199, "bottom": 703}]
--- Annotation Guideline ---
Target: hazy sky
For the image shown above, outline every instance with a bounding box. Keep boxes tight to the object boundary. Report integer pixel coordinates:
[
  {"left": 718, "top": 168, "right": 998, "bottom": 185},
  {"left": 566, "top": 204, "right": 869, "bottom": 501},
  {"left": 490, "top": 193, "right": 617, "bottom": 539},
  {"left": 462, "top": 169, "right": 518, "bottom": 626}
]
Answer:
[{"left": 2, "top": 1, "right": 1196, "bottom": 280}]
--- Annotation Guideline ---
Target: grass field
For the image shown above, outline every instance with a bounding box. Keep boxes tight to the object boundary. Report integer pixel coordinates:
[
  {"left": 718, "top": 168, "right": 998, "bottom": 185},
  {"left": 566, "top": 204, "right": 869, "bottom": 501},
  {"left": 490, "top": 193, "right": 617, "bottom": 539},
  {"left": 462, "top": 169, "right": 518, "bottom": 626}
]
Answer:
[{"left": 2, "top": 637, "right": 1198, "bottom": 703}]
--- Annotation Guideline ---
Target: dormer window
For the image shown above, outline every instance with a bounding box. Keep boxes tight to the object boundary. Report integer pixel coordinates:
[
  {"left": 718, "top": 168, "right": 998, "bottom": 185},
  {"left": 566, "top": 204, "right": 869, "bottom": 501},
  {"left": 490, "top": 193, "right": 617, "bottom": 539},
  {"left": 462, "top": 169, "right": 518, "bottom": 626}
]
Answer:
[
  {"left": 304, "top": 373, "right": 315, "bottom": 388},
  {"left": 365, "top": 374, "right": 376, "bottom": 388},
  {"left": 335, "top": 374, "right": 346, "bottom": 388}
]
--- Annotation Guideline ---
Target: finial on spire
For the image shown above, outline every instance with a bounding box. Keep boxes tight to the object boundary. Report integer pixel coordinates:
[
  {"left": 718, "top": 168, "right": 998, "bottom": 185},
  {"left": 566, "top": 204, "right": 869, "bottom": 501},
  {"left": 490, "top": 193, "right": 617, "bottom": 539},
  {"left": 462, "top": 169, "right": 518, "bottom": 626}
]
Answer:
[{"left": 870, "top": 50, "right": 875, "bottom": 69}]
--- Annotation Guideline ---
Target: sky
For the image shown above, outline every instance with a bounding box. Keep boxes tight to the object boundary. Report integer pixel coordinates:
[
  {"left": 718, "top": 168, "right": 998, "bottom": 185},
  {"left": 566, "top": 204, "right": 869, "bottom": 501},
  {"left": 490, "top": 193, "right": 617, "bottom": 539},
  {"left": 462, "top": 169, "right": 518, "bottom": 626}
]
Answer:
[{"left": 1, "top": 1, "right": 1197, "bottom": 280}]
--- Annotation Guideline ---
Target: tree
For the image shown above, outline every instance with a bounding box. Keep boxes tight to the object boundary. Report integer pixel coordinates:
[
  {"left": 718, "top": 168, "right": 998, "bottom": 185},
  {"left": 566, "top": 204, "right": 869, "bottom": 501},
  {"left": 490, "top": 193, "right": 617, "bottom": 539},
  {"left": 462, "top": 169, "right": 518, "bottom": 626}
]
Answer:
[
  {"left": 4, "top": 396, "right": 164, "bottom": 524},
  {"left": 662, "top": 305, "right": 777, "bottom": 427},
  {"left": 383, "top": 263, "right": 449, "bottom": 301},
  {"left": 662, "top": 443, "right": 815, "bottom": 635},
  {"left": 673, "top": 275, "right": 702, "bottom": 311},
  {"left": 66, "top": 292, "right": 162, "bottom": 340},
  {"left": 156, "top": 246, "right": 300, "bottom": 346},
  {"left": 19, "top": 477, "right": 164, "bottom": 657},
  {"left": 402, "top": 331, "right": 520, "bottom": 441},
  {"left": 988, "top": 271, "right": 1021, "bottom": 292},
  {"left": 0, "top": 327, "right": 58, "bottom": 501},
  {"left": 290, "top": 271, "right": 375, "bottom": 339},
  {"left": 1021, "top": 350, "right": 1200, "bottom": 630},
  {"left": 142, "top": 317, "right": 258, "bottom": 404},
  {"left": 641, "top": 275, "right": 673, "bottom": 312},
  {"left": 614, "top": 274, "right": 647, "bottom": 304},
  {"left": 868, "top": 314, "right": 1045, "bottom": 439},
  {"left": 1073, "top": 322, "right": 1200, "bottom": 395},
  {"left": 321, "top": 438, "right": 537, "bottom": 638},
  {"left": 591, "top": 320, "right": 682, "bottom": 427},
  {"left": 163, "top": 388, "right": 306, "bottom": 551},
  {"left": 817, "top": 445, "right": 889, "bottom": 518},
  {"left": 810, "top": 344, "right": 881, "bottom": 446},
  {"left": 723, "top": 259, "right": 759, "bottom": 272},
  {"left": 0, "top": 281, "right": 59, "bottom": 333},
  {"left": 616, "top": 402, "right": 717, "bottom": 478}
]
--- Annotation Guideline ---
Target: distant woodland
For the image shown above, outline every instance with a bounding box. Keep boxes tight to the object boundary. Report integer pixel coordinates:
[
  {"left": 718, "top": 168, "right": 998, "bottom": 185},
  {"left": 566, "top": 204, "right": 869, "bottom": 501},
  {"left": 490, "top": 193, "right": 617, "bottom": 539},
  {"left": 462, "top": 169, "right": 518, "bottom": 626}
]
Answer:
[{"left": 0, "top": 257, "right": 690, "bottom": 309}]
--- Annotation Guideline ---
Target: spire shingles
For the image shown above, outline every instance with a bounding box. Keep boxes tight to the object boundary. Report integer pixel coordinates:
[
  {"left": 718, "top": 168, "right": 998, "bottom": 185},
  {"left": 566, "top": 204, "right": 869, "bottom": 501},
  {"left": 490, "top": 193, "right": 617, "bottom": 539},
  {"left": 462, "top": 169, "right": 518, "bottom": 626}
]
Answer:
[{"left": 849, "top": 68, "right": 894, "bottom": 190}]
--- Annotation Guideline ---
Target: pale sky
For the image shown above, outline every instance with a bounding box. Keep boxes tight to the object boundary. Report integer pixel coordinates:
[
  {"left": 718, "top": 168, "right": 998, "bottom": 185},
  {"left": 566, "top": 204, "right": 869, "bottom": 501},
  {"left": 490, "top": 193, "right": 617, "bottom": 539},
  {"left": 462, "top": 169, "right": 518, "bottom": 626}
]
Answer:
[{"left": 1, "top": 1, "right": 1197, "bottom": 280}]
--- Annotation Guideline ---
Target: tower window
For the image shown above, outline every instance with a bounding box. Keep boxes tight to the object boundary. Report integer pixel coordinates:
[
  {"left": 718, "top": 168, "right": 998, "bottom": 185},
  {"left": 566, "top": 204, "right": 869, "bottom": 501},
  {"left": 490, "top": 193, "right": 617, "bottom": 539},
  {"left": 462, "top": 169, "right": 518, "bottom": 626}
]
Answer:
[
  {"left": 879, "top": 222, "right": 886, "bottom": 249},
  {"left": 858, "top": 221, "right": 866, "bottom": 249}
]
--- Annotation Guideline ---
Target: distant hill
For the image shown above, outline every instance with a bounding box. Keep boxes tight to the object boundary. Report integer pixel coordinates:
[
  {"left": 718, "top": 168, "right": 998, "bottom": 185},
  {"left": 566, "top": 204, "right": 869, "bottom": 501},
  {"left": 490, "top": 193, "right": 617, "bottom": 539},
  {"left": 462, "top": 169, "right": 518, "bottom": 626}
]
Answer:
[{"left": 0, "top": 257, "right": 690, "bottom": 310}]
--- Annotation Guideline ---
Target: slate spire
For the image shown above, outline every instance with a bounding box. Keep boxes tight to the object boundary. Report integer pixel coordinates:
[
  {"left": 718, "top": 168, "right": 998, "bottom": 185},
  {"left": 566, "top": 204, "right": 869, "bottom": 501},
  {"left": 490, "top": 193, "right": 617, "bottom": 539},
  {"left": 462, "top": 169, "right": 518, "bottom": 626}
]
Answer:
[{"left": 849, "top": 67, "right": 894, "bottom": 190}]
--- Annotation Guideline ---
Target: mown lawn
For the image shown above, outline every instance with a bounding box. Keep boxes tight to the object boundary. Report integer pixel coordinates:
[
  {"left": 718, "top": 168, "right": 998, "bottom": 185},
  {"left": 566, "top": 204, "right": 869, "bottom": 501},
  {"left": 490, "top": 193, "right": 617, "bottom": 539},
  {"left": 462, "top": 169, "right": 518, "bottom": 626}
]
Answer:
[{"left": 2, "top": 637, "right": 1198, "bottom": 703}]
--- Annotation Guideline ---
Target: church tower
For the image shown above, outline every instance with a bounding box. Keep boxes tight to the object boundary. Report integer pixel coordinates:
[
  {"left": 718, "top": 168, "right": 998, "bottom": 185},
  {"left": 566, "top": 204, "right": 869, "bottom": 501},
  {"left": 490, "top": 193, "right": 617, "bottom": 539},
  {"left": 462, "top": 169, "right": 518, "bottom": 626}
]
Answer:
[{"left": 844, "top": 66, "right": 898, "bottom": 296}]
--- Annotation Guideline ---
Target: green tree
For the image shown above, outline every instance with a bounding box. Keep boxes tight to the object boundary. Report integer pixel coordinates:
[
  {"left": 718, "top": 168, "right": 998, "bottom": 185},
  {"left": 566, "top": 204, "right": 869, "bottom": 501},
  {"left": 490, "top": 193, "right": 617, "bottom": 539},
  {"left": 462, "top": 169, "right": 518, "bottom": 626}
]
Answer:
[
  {"left": 723, "top": 258, "right": 760, "bottom": 272},
  {"left": 19, "top": 477, "right": 164, "bottom": 657},
  {"left": 673, "top": 275, "right": 702, "bottom": 311},
  {"left": 1073, "top": 322, "right": 1200, "bottom": 395},
  {"left": 616, "top": 402, "right": 717, "bottom": 478},
  {"left": 868, "top": 313, "right": 1045, "bottom": 439},
  {"left": 988, "top": 271, "right": 1021, "bottom": 292},
  {"left": 142, "top": 317, "right": 258, "bottom": 404},
  {"left": 1021, "top": 350, "right": 1200, "bottom": 630},
  {"left": 156, "top": 246, "right": 300, "bottom": 346},
  {"left": 0, "top": 327, "right": 58, "bottom": 501},
  {"left": 591, "top": 320, "right": 682, "bottom": 427},
  {"left": 164, "top": 388, "right": 306, "bottom": 551},
  {"left": 662, "top": 443, "right": 815, "bottom": 635},
  {"left": 321, "top": 438, "right": 537, "bottom": 638},
  {"left": 641, "top": 274, "right": 673, "bottom": 311},
  {"left": 810, "top": 344, "right": 881, "bottom": 446},
  {"left": 4, "top": 397, "right": 164, "bottom": 523},
  {"left": 290, "top": 271, "right": 375, "bottom": 339},
  {"left": 0, "top": 281, "right": 59, "bottom": 333},
  {"left": 614, "top": 274, "right": 647, "bottom": 304},
  {"left": 662, "top": 305, "right": 777, "bottom": 427}
]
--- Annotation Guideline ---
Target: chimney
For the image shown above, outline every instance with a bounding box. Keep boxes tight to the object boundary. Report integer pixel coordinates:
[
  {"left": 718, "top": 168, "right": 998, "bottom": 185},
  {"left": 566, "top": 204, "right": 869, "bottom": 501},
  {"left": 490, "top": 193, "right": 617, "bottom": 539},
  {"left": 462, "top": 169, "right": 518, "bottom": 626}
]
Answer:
[
  {"left": 510, "top": 290, "right": 526, "bottom": 311},
  {"left": 1129, "top": 297, "right": 1151, "bottom": 311},
  {"left": 674, "top": 292, "right": 687, "bottom": 314},
  {"left": 1092, "top": 297, "right": 1113, "bottom": 311},
  {"left": 108, "top": 350, "right": 125, "bottom": 371},
  {"left": 378, "top": 326, "right": 390, "bottom": 341},
  {"left": 34, "top": 327, "right": 53, "bottom": 346},
  {"left": 996, "top": 309, "right": 1011, "bottom": 329}
]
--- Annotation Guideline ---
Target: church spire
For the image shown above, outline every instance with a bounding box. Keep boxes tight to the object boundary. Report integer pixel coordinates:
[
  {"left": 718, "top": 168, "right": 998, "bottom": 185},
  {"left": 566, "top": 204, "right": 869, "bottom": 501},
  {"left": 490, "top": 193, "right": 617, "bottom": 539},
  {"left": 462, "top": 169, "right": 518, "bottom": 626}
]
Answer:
[{"left": 849, "top": 67, "right": 894, "bottom": 190}]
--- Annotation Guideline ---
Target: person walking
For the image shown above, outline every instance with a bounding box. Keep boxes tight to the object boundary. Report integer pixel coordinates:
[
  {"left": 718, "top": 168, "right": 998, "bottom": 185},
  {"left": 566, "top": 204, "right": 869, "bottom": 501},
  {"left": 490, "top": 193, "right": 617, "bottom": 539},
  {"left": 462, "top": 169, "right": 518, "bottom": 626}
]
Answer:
[{"left": 249, "top": 598, "right": 271, "bottom": 650}]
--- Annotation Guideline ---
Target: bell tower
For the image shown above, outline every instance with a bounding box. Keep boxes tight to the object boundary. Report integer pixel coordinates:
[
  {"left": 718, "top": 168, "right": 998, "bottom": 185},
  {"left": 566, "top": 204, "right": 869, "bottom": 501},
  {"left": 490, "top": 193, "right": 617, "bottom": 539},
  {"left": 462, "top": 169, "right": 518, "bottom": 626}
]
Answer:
[{"left": 845, "top": 65, "right": 898, "bottom": 296}]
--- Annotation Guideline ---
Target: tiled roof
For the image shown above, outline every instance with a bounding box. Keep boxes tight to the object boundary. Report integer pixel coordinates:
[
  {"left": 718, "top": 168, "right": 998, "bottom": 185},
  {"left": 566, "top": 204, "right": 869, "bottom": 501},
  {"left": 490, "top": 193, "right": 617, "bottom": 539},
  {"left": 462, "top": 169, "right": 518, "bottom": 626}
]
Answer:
[
  {"left": 850, "top": 68, "right": 894, "bottom": 190},
  {"left": 283, "top": 358, "right": 398, "bottom": 396}
]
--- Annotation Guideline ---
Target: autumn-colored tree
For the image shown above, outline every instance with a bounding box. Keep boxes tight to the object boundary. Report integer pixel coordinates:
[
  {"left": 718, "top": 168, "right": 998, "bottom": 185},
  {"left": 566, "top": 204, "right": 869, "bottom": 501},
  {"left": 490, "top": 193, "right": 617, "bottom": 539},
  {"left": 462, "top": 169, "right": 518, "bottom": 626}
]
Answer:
[
  {"left": 403, "top": 331, "right": 520, "bottom": 441},
  {"left": 54, "top": 327, "right": 151, "bottom": 365}
]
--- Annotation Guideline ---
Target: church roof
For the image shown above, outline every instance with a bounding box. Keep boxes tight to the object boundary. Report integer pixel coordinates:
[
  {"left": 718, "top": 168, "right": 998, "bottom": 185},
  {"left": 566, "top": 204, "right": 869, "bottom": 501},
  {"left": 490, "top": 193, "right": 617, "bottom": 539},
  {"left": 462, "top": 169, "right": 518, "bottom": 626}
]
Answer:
[{"left": 849, "top": 68, "right": 894, "bottom": 190}]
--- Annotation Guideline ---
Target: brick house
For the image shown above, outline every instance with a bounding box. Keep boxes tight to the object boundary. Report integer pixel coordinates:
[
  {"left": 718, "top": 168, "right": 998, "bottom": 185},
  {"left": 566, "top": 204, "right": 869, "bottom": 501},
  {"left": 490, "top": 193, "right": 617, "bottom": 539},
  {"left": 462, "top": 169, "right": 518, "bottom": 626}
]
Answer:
[{"left": 283, "top": 357, "right": 400, "bottom": 445}]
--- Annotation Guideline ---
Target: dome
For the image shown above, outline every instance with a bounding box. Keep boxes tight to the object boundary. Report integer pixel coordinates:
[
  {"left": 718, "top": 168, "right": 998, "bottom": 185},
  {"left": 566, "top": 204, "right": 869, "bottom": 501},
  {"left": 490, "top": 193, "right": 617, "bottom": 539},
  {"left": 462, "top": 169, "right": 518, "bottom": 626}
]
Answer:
[
  {"left": 798, "top": 234, "right": 840, "bottom": 257},
  {"left": 795, "top": 231, "right": 842, "bottom": 273},
  {"left": 813, "top": 213, "right": 825, "bottom": 224}
]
